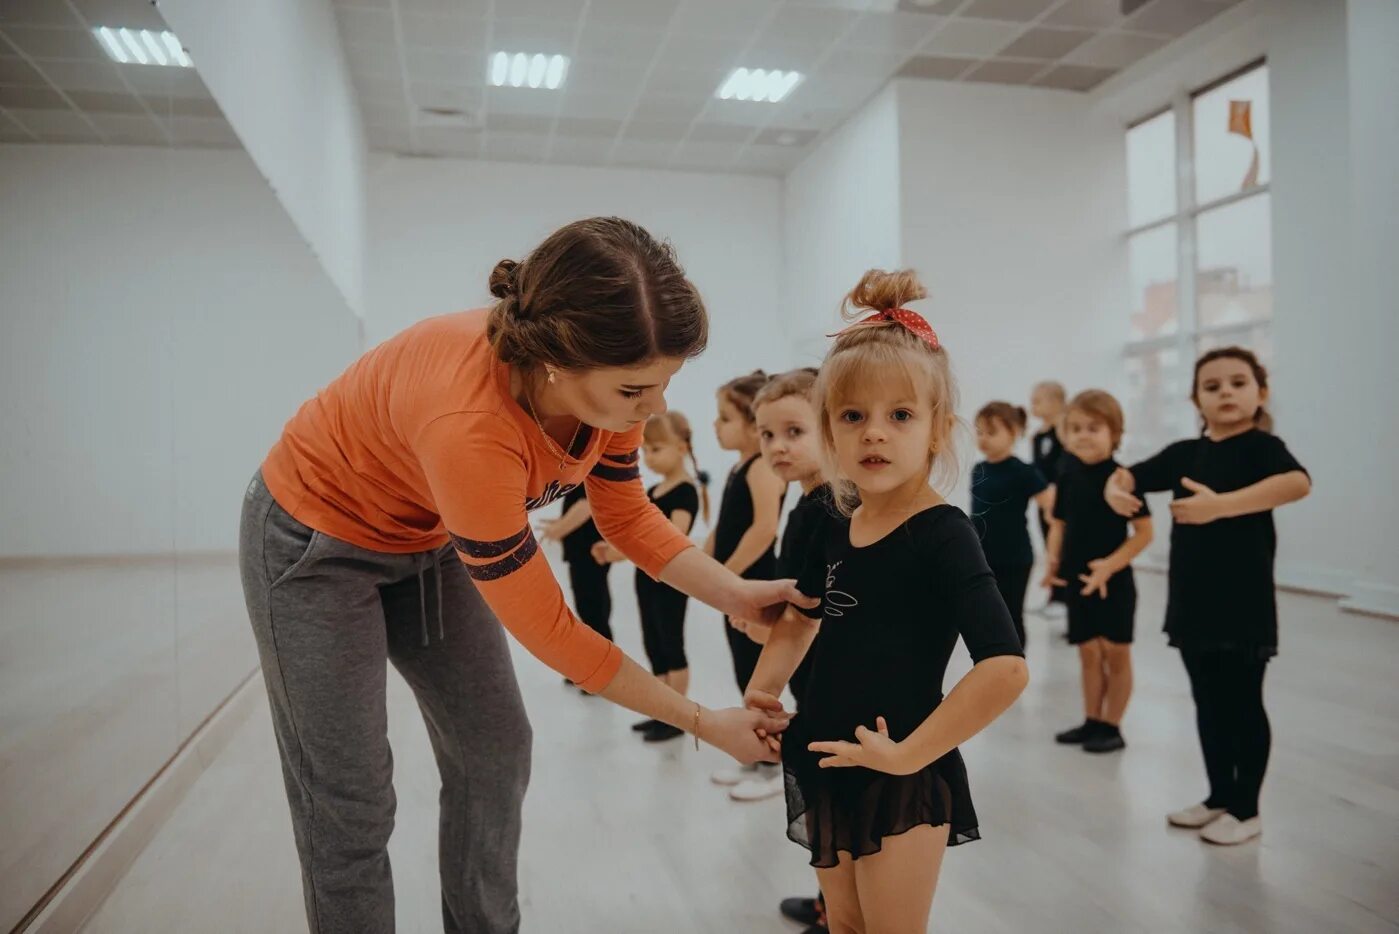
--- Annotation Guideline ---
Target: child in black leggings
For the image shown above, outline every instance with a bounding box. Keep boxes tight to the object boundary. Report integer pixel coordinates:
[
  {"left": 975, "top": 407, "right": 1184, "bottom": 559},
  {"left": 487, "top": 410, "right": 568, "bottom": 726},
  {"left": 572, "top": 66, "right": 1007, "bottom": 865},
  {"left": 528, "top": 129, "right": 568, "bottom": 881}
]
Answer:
[
  {"left": 1107, "top": 347, "right": 1310, "bottom": 846},
  {"left": 541, "top": 485, "right": 610, "bottom": 693},
  {"left": 594, "top": 412, "right": 708, "bottom": 742}
]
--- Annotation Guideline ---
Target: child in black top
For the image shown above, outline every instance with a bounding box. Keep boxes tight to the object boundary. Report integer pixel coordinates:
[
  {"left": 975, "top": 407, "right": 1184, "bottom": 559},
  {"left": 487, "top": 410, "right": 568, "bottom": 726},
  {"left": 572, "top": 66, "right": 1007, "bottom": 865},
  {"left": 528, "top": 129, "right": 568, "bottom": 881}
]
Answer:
[
  {"left": 707, "top": 370, "right": 786, "bottom": 791},
  {"left": 540, "top": 486, "right": 611, "bottom": 693},
  {"left": 746, "top": 270, "right": 1027, "bottom": 934},
  {"left": 1030, "top": 380, "right": 1074, "bottom": 619},
  {"left": 593, "top": 412, "right": 708, "bottom": 742},
  {"left": 1106, "top": 347, "right": 1310, "bottom": 845},
  {"left": 971, "top": 401, "right": 1052, "bottom": 649},
  {"left": 1043, "top": 390, "right": 1153, "bottom": 753}
]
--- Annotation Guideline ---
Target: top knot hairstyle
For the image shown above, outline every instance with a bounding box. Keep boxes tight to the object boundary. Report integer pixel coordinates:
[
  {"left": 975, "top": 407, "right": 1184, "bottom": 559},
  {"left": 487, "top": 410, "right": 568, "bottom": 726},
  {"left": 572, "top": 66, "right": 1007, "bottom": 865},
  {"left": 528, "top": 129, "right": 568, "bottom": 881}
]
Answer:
[
  {"left": 486, "top": 217, "right": 708, "bottom": 371},
  {"left": 815, "top": 269, "right": 960, "bottom": 513},
  {"left": 976, "top": 401, "right": 1029, "bottom": 435},
  {"left": 718, "top": 370, "right": 770, "bottom": 423}
]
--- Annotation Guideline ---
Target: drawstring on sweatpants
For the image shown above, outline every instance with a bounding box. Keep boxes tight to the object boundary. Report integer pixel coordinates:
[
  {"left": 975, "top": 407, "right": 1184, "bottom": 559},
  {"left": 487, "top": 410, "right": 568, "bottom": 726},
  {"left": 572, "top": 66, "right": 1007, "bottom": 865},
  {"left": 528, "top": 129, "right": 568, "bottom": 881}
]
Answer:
[{"left": 417, "top": 551, "right": 446, "bottom": 647}]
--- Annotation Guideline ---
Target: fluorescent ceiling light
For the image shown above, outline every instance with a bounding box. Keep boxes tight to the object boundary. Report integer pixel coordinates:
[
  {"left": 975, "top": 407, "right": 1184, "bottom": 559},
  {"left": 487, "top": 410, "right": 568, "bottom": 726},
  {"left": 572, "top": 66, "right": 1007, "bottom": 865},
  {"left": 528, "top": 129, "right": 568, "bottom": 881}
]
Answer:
[
  {"left": 490, "top": 51, "right": 568, "bottom": 90},
  {"left": 716, "top": 68, "right": 802, "bottom": 104},
  {"left": 93, "top": 27, "right": 193, "bottom": 68}
]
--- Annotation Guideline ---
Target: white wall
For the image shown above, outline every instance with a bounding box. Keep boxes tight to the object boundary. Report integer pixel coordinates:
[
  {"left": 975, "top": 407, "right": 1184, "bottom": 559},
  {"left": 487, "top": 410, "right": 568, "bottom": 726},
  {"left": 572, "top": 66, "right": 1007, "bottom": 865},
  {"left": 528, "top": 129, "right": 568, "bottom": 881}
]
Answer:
[
  {"left": 366, "top": 156, "right": 787, "bottom": 500},
  {"left": 894, "top": 79, "right": 1127, "bottom": 502},
  {"left": 0, "top": 144, "right": 360, "bottom": 931},
  {"left": 782, "top": 84, "right": 903, "bottom": 362},
  {"left": 159, "top": 0, "right": 368, "bottom": 317}
]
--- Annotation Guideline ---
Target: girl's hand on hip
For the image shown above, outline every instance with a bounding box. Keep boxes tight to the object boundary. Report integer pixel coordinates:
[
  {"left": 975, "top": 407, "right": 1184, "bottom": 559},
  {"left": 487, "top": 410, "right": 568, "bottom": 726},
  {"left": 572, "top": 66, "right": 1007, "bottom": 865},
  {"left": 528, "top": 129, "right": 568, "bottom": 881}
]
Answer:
[{"left": 808, "top": 717, "right": 914, "bottom": 776}]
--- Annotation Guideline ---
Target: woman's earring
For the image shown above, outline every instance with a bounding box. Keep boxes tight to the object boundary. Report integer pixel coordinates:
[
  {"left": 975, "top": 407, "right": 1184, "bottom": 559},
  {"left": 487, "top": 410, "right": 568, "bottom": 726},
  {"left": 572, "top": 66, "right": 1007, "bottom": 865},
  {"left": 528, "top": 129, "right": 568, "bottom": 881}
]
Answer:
[{"left": 547, "top": 369, "right": 557, "bottom": 384}]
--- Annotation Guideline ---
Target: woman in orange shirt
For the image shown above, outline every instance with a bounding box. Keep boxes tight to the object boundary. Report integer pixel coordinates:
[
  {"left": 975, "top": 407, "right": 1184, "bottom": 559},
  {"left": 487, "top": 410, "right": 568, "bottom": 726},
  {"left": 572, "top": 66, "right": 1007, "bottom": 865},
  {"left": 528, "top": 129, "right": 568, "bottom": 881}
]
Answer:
[{"left": 238, "top": 217, "right": 805, "bottom": 934}]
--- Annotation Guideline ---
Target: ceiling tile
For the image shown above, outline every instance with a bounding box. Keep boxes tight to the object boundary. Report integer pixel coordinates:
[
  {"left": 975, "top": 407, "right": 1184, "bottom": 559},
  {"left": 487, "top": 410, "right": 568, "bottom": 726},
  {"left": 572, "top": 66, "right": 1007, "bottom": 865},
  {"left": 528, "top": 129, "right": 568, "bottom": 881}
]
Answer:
[
  {"left": 842, "top": 12, "right": 946, "bottom": 51},
  {"left": 396, "top": 0, "right": 489, "bottom": 15},
  {"left": 702, "top": 98, "right": 781, "bottom": 128},
  {"left": 32, "top": 58, "right": 128, "bottom": 94},
  {"left": 1043, "top": 0, "right": 1129, "bottom": 29},
  {"left": 1033, "top": 62, "right": 1116, "bottom": 90},
  {"left": 553, "top": 114, "right": 627, "bottom": 138},
  {"left": 412, "top": 82, "right": 484, "bottom": 112},
  {"left": 506, "top": 0, "right": 588, "bottom": 19},
  {"left": 0, "top": 85, "right": 67, "bottom": 109},
  {"left": 0, "top": 54, "right": 46, "bottom": 85},
  {"left": 346, "top": 45, "right": 401, "bottom": 81},
  {"left": 783, "top": 70, "right": 885, "bottom": 111},
  {"left": 355, "top": 75, "right": 406, "bottom": 108},
  {"left": 406, "top": 49, "right": 483, "bottom": 85},
  {"left": 16, "top": 107, "right": 98, "bottom": 137},
  {"left": 621, "top": 119, "right": 691, "bottom": 142},
  {"left": 150, "top": 95, "right": 223, "bottom": 117},
  {"left": 668, "top": 0, "right": 777, "bottom": 39},
  {"left": 587, "top": 0, "right": 681, "bottom": 29},
  {"left": 335, "top": 0, "right": 393, "bottom": 7},
  {"left": 65, "top": 88, "right": 145, "bottom": 113},
  {"left": 671, "top": 139, "right": 739, "bottom": 170},
  {"left": 485, "top": 84, "right": 565, "bottom": 116},
  {"left": 919, "top": 17, "right": 1023, "bottom": 56},
  {"left": 117, "top": 63, "right": 210, "bottom": 97},
  {"left": 366, "top": 124, "right": 412, "bottom": 150},
  {"left": 897, "top": 54, "right": 977, "bottom": 80},
  {"left": 761, "top": 5, "right": 861, "bottom": 44},
  {"left": 556, "top": 89, "right": 634, "bottom": 120},
  {"left": 687, "top": 122, "right": 760, "bottom": 144},
  {"left": 960, "top": 0, "right": 1057, "bottom": 22},
  {"left": 1, "top": 26, "right": 106, "bottom": 60},
  {"left": 574, "top": 24, "right": 664, "bottom": 64},
  {"left": 546, "top": 134, "right": 615, "bottom": 166},
  {"left": 418, "top": 125, "right": 481, "bottom": 155},
  {"left": 565, "top": 59, "right": 649, "bottom": 95},
  {"left": 653, "top": 36, "right": 741, "bottom": 72},
  {"left": 486, "top": 112, "right": 554, "bottom": 135},
  {"left": 0, "top": 120, "right": 34, "bottom": 141},
  {"left": 905, "top": 0, "right": 969, "bottom": 12},
  {"left": 629, "top": 94, "right": 705, "bottom": 124},
  {"left": 753, "top": 126, "right": 819, "bottom": 146},
  {"left": 738, "top": 144, "right": 803, "bottom": 175},
  {"left": 71, "top": 0, "right": 169, "bottom": 30},
  {"left": 87, "top": 111, "right": 168, "bottom": 144},
  {"left": 361, "top": 100, "right": 411, "bottom": 128},
  {"left": 486, "top": 130, "right": 548, "bottom": 161},
  {"left": 1126, "top": 0, "right": 1230, "bottom": 37},
  {"left": 807, "top": 46, "right": 891, "bottom": 78},
  {"left": 962, "top": 58, "right": 1044, "bottom": 84},
  {"left": 488, "top": 17, "right": 576, "bottom": 55},
  {"left": 996, "top": 26, "right": 1093, "bottom": 59},
  {"left": 741, "top": 38, "right": 830, "bottom": 72},
  {"left": 0, "top": 0, "right": 82, "bottom": 28},
  {"left": 336, "top": 7, "right": 393, "bottom": 45},
  {"left": 400, "top": 14, "right": 482, "bottom": 50},
  {"left": 1064, "top": 30, "right": 1167, "bottom": 68},
  {"left": 162, "top": 115, "right": 239, "bottom": 147},
  {"left": 610, "top": 138, "right": 678, "bottom": 167},
  {"left": 646, "top": 64, "right": 728, "bottom": 98}
]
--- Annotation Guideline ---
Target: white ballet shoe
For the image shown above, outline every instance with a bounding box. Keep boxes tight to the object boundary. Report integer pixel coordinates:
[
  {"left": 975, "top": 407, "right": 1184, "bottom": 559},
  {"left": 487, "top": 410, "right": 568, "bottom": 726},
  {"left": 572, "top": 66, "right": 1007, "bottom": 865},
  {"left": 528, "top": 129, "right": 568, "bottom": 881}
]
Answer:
[
  {"left": 1199, "top": 814, "right": 1262, "bottom": 845},
  {"left": 729, "top": 766, "right": 784, "bottom": 802},
  {"left": 710, "top": 762, "right": 760, "bottom": 786},
  {"left": 1166, "top": 803, "right": 1227, "bottom": 828}
]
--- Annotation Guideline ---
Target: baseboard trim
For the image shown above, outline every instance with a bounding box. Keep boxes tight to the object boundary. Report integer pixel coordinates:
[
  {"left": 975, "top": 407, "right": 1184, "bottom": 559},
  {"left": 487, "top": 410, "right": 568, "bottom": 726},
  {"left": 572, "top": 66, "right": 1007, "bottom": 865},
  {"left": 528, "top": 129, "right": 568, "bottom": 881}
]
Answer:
[
  {"left": 1339, "top": 581, "right": 1399, "bottom": 621},
  {"left": 14, "top": 670, "right": 262, "bottom": 934}
]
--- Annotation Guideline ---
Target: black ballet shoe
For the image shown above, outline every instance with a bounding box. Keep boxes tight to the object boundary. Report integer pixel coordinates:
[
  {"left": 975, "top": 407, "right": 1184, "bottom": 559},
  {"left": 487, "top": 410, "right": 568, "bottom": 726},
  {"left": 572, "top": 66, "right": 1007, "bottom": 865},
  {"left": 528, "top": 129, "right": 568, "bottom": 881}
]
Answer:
[
  {"left": 642, "top": 722, "right": 684, "bottom": 743},
  {"left": 780, "top": 897, "right": 821, "bottom": 926},
  {"left": 1083, "top": 724, "right": 1126, "bottom": 753},
  {"left": 1055, "top": 720, "right": 1098, "bottom": 744},
  {"left": 631, "top": 718, "right": 660, "bottom": 732}
]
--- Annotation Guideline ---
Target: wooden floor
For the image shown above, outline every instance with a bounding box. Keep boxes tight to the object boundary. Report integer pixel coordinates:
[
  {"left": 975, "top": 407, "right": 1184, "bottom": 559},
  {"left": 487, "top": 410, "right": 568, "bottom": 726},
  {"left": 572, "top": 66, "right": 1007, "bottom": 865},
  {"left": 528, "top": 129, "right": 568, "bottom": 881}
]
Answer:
[{"left": 83, "top": 570, "right": 1399, "bottom": 934}]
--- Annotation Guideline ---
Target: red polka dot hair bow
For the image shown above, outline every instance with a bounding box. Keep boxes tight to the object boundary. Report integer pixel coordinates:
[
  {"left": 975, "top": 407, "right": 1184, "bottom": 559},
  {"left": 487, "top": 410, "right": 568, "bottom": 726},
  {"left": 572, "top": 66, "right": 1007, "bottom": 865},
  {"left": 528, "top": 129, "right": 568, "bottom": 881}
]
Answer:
[{"left": 828, "top": 308, "right": 942, "bottom": 351}]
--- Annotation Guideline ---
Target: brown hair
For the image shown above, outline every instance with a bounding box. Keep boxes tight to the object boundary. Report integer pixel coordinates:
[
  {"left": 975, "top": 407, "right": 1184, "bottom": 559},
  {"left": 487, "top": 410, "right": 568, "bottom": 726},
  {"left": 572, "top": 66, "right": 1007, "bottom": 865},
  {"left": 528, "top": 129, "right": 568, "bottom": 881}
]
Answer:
[
  {"left": 816, "top": 269, "right": 958, "bottom": 514},
  {"left": 486, "top": 217, "right": 707, "bottom": 371},
  {"left": 976, "top": 401, "right": 1028, "bottom": 435},
  {"left": 1066, "top": 389, "right": 1125, "bottom": 448},
  {"left": 717, "top": 370, "right": 769, "bottom": 423},
  {"left": 1032, "top": 380, "right": 1066, "bottom": 405},
  {"left": 752, "top": 367, "right": 819, "bottom": 412},
  {"left": 1192, "top": 346, "right": 1273, "bottom": 433},
  {"left": 642, "top": 412, "right": 710, "bottom": 522}
]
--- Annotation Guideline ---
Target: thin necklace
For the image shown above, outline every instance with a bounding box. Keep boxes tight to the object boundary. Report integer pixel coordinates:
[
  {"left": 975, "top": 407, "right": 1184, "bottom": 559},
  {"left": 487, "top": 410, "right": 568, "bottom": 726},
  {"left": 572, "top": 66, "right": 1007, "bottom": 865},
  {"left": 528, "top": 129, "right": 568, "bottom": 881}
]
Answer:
[{"left": 523, "top": 382, "right": 582, "bottom": 473}]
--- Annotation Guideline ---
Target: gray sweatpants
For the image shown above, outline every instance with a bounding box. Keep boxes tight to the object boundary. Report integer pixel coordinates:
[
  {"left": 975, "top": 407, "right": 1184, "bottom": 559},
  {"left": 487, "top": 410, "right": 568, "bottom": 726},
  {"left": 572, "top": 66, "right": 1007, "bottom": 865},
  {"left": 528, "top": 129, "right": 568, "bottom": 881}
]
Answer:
[{"left": 238, "top": 472, "right": 532, "bottom": 934}]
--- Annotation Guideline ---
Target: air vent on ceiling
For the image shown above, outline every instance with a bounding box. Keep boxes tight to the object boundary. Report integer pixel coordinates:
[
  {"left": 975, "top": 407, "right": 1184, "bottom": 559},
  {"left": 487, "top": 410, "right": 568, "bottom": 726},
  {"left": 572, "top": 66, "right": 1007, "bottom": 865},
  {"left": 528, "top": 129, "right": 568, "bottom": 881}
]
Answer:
[{"left": 414, "top": 106, "right": 483, "bottom": 130}]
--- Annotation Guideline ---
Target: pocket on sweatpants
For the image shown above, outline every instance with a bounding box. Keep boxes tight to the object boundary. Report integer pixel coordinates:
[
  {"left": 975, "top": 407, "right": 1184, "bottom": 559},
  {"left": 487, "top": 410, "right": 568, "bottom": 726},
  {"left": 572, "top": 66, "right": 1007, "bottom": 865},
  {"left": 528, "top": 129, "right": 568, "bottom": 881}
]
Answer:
[{"left": 265, "top": 503, "right": 323, "bottom": 588}]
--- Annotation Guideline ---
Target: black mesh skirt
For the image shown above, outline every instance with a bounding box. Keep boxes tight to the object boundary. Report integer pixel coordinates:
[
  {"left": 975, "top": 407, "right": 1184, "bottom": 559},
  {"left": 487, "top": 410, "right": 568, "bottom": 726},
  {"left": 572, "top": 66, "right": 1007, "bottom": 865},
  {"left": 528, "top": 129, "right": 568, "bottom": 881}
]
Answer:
[{"left": 782, "top": 714, "right": 981, "bottom": 868}]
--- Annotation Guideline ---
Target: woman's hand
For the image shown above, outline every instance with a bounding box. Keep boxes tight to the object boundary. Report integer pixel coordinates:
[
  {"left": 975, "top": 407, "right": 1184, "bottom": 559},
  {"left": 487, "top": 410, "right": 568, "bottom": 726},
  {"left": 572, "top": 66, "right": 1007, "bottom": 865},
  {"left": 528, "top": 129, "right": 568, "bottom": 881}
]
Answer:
[
  {"left": 808, "top": 716, "right": 915, "bottom": 776},
  {"left": 1170, "top": 478, "right": 1224, "bottom": 525},
  {"left": 1078, "top": 558, "right": 1113, "bottom": 599},
  {"left": 722, "top": 578, "right": 818, "bottom": 625},
  {"left": 701, "top": 706, "right": 789, "bottom": 765},
  {"left": 1105, "top": 467, "right": 1143, "bottom": 517}
]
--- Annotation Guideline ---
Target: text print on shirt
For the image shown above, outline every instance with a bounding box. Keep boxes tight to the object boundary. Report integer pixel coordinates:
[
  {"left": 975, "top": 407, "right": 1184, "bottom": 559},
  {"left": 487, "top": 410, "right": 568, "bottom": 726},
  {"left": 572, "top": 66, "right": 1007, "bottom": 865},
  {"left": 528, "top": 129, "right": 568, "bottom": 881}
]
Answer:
[{"left": 824, "top": 561, "right": 859, "bottom": 617}]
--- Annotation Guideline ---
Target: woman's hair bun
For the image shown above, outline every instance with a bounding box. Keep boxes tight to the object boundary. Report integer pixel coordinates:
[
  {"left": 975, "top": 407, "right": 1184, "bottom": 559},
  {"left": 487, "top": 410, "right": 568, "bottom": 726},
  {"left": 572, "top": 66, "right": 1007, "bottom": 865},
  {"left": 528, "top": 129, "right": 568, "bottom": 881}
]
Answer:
[{"left": 489, "top": 258, "right": 520, "bottom": 299}]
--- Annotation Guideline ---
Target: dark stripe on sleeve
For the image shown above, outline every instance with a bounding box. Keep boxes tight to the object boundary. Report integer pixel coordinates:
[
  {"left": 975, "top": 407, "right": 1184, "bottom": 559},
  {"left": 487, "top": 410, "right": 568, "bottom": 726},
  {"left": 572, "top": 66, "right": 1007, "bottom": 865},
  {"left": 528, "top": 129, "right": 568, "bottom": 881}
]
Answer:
[
  {"left": 460, "top": 532, "right": 540, "bottom": 582},
  {"left": 589, "top": 462, "right": 641, "bottom": 482},
  {"left": 448, "top": 525, "right": 530, "bottom": 558},
  {"left": 603, "top": 449, "right": 639, "bottom": 465}
]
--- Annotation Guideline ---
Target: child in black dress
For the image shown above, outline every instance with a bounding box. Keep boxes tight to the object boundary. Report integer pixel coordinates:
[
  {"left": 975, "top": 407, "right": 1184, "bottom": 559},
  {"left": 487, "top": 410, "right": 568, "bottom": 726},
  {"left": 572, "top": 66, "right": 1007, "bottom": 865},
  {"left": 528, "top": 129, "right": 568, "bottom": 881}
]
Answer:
[
  {"left": 1105, "top": 347, "right": 1310, "bottom": 845},
  {"left": 593, "top": 412, "right": 708, "bottom": 742},
  {"left": 707, "top": 370, "right": 787, "bottom": 792},
  {"left": 971, "top": 401, "right": 1053, "bottom": 650},
  {"left": 540, "top": 485, "right": 611, "bottom": 692},
  {"left": 1030, "top": 380, "right": 1073, "bottom": 620},
  {"left": 751, "top": 368, "right": 836, "bottom": 928},
  {"left": 746, "top": 270, "right": 1028, "bottom": 934},
  {"left": 1043, "top": 390, "right": 1154, "bottom": 753}
]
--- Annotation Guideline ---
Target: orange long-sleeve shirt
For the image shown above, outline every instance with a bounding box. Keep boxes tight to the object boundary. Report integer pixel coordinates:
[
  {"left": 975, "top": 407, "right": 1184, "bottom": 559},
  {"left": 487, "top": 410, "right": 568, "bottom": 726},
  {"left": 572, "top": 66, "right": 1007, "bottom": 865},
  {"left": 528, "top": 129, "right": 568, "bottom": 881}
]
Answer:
[{"left": 261, "top": 309, "right": 694, "bottom": 692}]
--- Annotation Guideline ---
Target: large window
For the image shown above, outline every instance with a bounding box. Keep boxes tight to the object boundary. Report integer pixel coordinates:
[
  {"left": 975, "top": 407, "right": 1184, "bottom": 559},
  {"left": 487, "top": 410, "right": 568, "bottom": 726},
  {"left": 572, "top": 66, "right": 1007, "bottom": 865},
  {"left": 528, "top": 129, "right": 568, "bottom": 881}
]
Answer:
[{"left": 1121, "top": 61, "right": 1272, "bottom": 462}]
